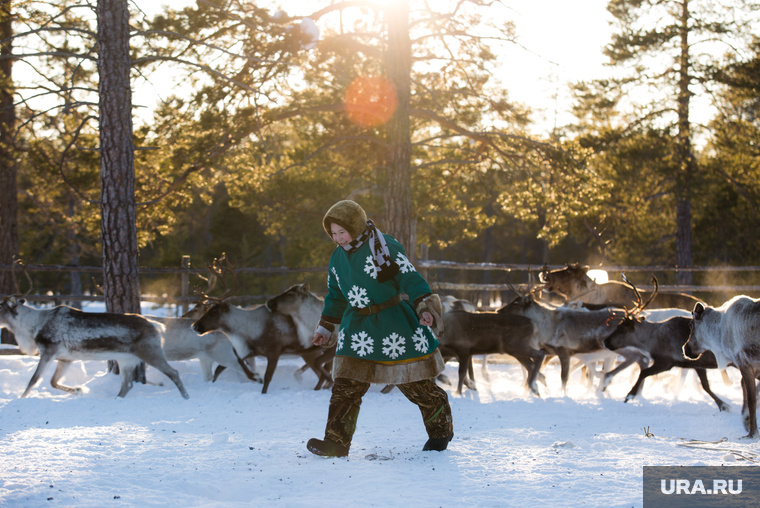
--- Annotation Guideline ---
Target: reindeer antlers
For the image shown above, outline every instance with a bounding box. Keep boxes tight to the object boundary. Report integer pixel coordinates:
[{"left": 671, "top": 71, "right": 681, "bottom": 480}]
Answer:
[
  {"left": 11, "top": 258, "right": 33, "bottom": 298},
  {"left": 196, "top": 253, "right": 239, "bottom": 304},
  {"left": 621, "top": 274, "right": 659, "bottom": 319}
]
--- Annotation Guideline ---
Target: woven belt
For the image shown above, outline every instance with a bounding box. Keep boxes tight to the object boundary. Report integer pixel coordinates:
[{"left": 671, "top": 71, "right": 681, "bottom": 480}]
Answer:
[{"left": 356, "top": 295, "right": 402, "bottom": 316}]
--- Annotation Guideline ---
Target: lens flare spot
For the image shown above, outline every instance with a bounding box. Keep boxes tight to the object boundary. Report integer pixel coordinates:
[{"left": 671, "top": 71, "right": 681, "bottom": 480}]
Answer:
[{"left": 344, "top": 76, "right": 398, "bottom": 128}]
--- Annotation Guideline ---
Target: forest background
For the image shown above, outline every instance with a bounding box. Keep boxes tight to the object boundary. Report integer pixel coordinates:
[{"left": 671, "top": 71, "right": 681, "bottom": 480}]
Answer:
[{"left": 1, "top": 0, "right": 760, "bottom": 308}]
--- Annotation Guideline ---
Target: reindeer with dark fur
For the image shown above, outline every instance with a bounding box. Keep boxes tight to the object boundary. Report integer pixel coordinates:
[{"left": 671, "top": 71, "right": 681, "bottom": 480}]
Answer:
[
  {"left": 439, "top": 308, "right": 539, "bottom": 395},
  {"left": 600, "top": 277, "right": 730, "bottom": 410}
]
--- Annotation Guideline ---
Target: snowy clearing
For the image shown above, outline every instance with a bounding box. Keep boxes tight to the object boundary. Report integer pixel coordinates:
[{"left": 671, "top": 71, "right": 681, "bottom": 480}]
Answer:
[{"left": 1, "top": 303, "right": 758, "bottom": 507}]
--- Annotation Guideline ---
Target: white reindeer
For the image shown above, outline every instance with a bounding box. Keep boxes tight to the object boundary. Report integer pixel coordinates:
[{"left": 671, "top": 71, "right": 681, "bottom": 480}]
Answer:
[
  {"left": 0, "top": 297, "right": 189, "bottom": 399},
  {"left": 146, "top": 315, "right": 262, "bottom": 383},
  {"left": 686, "top": 296, "right": 760, "bottom": 439}
]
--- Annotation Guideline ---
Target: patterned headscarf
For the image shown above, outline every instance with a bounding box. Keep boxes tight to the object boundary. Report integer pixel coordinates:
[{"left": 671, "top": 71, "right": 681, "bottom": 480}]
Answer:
[{"left": 343, "top": 219, "right": 400, "bottom": 283}]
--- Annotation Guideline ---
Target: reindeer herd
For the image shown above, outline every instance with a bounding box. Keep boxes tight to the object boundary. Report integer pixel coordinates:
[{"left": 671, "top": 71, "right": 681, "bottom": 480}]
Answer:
[{"left": 3, "top": 261, "right": 760, "bottom": 439}]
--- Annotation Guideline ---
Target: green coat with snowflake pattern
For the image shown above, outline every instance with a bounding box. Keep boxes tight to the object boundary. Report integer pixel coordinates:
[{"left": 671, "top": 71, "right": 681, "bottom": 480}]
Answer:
[{"left": 322, "top": 234, "right": 440, "bottom": 364}]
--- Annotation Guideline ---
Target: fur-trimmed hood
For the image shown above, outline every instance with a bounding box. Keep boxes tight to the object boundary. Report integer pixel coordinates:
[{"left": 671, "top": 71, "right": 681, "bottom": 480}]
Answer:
[{"left": 323, "top": 200, "right": 368, "bottom": 240}]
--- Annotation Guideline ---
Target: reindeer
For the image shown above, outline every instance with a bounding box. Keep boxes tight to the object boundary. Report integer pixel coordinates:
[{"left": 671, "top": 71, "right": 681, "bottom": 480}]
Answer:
[
  {"left": 145, "top": 315, "right": 261, "bottom": 383},
  {"left": 598, "top": 277, "right": 731, "bottom": 410},
  {"left": 602, "top": 313, "right": 731, "bottom": 409},
  {"left": 498, "top": 291, "right": 625, "bottom": 394},
  {"left": 265, "top": 283, "right": 335, "bottom": 389},
  {"left": 190, "top": 260, "right": 334, "bottom": 393},
  {"left": 685, "top": 296, "right": 760, "bottom": 439},
  {"left": 440, "top": 308, "right": 540, "bottom": 395},
  {"left": 540, "top": 263, "right": 704, "bottom": 310},
  {"left": 438, "top": 295, "right": 480, "bottom": 390},
  {"left": 0, "top": 296, "right": 189, "bottom": 399},
  {"left": 192, "top": 300, "right": 334, "bottom": 393}
]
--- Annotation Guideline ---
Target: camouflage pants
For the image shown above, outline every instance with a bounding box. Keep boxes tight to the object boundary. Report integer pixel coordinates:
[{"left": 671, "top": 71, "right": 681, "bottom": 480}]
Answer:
[{"left": 323, "top": 377, "right": 453, "bottom": 449}]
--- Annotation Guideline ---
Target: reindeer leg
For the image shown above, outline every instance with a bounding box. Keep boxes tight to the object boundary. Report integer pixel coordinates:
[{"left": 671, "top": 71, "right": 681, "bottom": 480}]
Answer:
[
  {"left": 117, "top": 360, "right": 138, "bottom": 398},
  {"left": 695, "top": 368, "right": 729, "bottom": 412},
  {"left": 518, "top": 350, "right": 545, "bottom": 397},
  {"left": 741, "top": 374, "right": 750, "bottom": 431},
  {"left": 49, "top": 359, "right": 80, "bottom": 393},
  {"left": 600, "top": 350, "right": 642, "bottom": 392},
  {"left": 625, "top": 362, "right": 671, "bottom": 403},
  {"left": 22, "top": 354, "right": 55, "bottom": 398},
  {"left": 146, "top": 359, "right": 189, "bottom": 399},
  {"left": 739, "top": 365, "right": 758, "bottom": 439},
  {"left": 212, "top": 365, "right": 227, "bottom": 382},
  {"left": 198, "top": 357, "right": 214, "bottom": 382},
  {"left": 230, "top": 349, "right": 261, "bottom": 384},
  {"left": 601, "top": 354, "right": 617, "bottom": 378},
  {"left": 134, "top": 346, "right": 190, "bottom": 399},
  {"left": 464, "top": 357, "right": 477, "bottom": 390},
  {"left": 557, "top": 348, "right": 571, "bottom": 394},
  {"left": 480, "top": 355, "right": 490, "bottom": 381},
  {"left": 299, "top": 349, "right": 334, "bottom": 390},
  {"left": 312, "top": 350, "right": 335, "bottom": 390},
  {"left": 457, "top": 354, "right": 472, "bottom": 394},
  {"left": 600, "top": 360, "right": 631, "bottom": 392},
  {"left": 318, "top": 357, "right": 334, "bottom": 390},
  {"left": 261, "top": 352, "right": 281, "bottom": 394},
  {"left": 297, "top": 348, "right": 321, "bottom": 380}
]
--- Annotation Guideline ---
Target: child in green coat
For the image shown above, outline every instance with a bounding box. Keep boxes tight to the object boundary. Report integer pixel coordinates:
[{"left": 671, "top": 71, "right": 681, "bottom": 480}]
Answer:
[{"left": 308, "top": 200, "right": 453, "bottom": 458}]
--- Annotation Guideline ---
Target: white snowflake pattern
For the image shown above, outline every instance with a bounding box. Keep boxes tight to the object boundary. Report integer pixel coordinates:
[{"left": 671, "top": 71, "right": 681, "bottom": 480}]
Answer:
[
  {"left": 382, "top": 333, "right": 406, "bottom": 359},
  {"left": 337, "top": 328, "right": 345, "bottom": 351},
  {"left": 350, "top": 331, "right": 374, "bottom": 357},
  {"left": 330, "top": 267, "right": 341, "bottom": 290},
  {"left": 347, "top": 285, "right": 370, "bottom": 308},
  {"left": 395, "top": 253, "right": 416, "bottom": 273},
  {"left": 411, "top": 327, "right": 429, "bottom": 353},
  {"left": 363, "top": 256, "right": 378, "bottom": 279}
]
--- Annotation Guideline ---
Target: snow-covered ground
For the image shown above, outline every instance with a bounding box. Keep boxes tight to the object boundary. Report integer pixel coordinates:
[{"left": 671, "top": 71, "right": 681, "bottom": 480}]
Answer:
[{"left": 1, "top": 302, "right": 758, "bottom": 507}]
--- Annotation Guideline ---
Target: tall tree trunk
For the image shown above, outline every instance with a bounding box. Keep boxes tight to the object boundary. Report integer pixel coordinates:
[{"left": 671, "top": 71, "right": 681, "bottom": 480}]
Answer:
[
  {"left": 97, "top": 0, "right": 140, "bottom": 314},
  {"left": 0, "top": 0, "right": 17, "bottom": 345},
  {"left": 675, "top": 0, "right": 694, "bottom": 287},
  {"left": 97, "top": 0, "right": 143, "bottom": 378},
  {"left": 384, "top": 0, "right": 413, "bottom": 256}
]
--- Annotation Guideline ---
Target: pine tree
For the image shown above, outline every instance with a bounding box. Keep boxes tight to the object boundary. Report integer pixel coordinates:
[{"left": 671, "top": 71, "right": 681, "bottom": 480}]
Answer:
[{"left": 573, "top": 0, "right": 760, "bottom": 275}]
